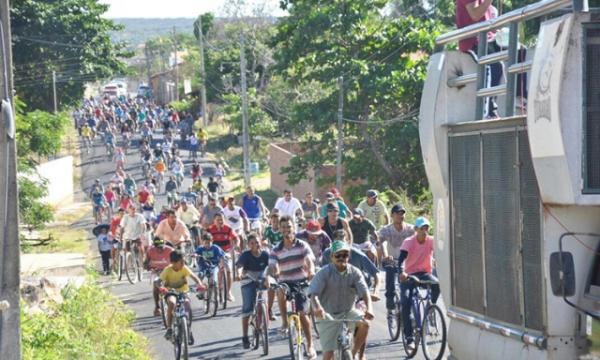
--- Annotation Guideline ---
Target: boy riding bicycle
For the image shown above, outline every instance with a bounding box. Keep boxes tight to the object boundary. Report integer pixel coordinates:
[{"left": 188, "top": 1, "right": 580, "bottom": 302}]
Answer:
[{"left": 195, "top": 233, "right": 226, "bottom": 299}]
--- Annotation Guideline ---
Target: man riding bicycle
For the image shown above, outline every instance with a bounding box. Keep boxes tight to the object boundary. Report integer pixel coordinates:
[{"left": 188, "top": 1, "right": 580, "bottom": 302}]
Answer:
[
  {"left": 397, "top": 217, "right": 440, "bottom": 352},
  {"left": 241, "top": 186, "right": 269, "bottom": 235},
  {"left": 165, "top": 176, "right": 178, "bottom": 204},
  {"left": 207, "top": 212, "right": 239, "bottom": 301},
  {"left": 201, "top": 196, "right": 223, "bottom": 229},
  {"left": 91, "top": 188, "right": 107, "bottom": 225},
  {"left": 348, "top": 208, "right": 379, "bottom": 264},
  {"left": 269, "top": 215, "right": 317, "bottom": 359},
  {"left": 154, "top": 209, "right": 192, "bottom": 249},
  {"left": 145, "top": 237, "right": 174, "bottom": 316},
  {"left": 309, "top": 240, "right": 374, "bottom": 360},
  {"left": 157, "top": 250, "right": 205, "bottom": 345},
  {"left": 223, "top": 196, "right": 249, "bottom": 247},
  {"left": 118, "top": 204, "right": 147, "bottom": 265},
  {"left": 176, "top": 199, "right": 201, "bottom": 246}
]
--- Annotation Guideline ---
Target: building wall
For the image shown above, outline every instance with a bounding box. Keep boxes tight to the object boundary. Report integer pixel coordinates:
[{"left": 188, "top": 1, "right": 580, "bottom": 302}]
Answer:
[{"left": 36, "top": 156, "right": 74, "bottom": 207}]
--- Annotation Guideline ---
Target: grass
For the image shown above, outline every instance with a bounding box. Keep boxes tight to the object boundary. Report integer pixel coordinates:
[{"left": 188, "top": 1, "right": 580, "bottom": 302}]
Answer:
[{"left": 592, "top": 319, "right": 600, "bottom": 355}]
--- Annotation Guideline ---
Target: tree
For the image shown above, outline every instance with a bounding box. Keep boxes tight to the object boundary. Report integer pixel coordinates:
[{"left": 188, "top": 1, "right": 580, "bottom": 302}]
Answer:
[
  {"left": 273, "top": 0, "right": 443, "bottom": 200},
  {"left": 11, "top": 0, "right": 130, "bottom": 111}
]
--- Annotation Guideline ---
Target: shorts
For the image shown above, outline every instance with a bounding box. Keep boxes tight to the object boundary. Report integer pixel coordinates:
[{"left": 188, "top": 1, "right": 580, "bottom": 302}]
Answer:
[
  {"left": 316, "top": 308, "right": 365, "bottom": 352},
  {"left": 281, "top": 280, "right": 309, "bottom": 313},
  {"left": 353, "top": 241, "right": 377, "bottom": 254},
  {"left": 241, "top": 280, "right": 265, "bottom": 317}
]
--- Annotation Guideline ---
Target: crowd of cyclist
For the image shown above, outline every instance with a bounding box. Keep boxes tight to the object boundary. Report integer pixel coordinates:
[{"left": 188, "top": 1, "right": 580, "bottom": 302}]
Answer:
[{"left": 83, "top": 95, "right": 441, "bottom": 359}]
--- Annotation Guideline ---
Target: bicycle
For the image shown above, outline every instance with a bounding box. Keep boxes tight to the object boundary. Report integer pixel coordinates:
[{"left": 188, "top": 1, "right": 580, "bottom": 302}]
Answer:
[
  {"left": 150, "top": 269, "right": 168, "bottom": 328},
  {"left": 387, "top": 281, "right": 402, "bottom": 341},
  {"left": 247, "top": 280, "right": 272, "bottom": 356},
  {"left": 401, "top": 276, "right": 447, "bottom": 360},
  {"left": 163, "top": 288, "right": 195, "bottom": 360},
  {"left": 320, "top": 314, "right": 364, "bottom": 360},
  {"left": 119, "top": 238, "right": 143, "bottom": 284},
  {"left": 198, "top": 265, "right": 220, "bottom": 317},
  {"left": 273, "top": 282, "right": 307, "bottom": 360}
]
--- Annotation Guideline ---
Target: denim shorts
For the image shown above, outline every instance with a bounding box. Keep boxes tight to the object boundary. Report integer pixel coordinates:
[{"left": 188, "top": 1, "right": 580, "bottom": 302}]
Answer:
[{"left": 241, "top": 281, "right": 260, "bottom": 317}]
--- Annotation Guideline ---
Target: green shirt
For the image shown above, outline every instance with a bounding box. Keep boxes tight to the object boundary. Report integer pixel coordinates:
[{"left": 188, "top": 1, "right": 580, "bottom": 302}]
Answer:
[
  {"left": 349, "top": 218, "right": 376, "bottom": 244},
  {"left": 263, "top": 226, "right": 283, "bottom": 246}
]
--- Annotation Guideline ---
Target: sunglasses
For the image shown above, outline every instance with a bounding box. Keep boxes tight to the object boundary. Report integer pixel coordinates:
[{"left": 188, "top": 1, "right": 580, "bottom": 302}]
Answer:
[{"left": 334, "top": 252, "right": 349, "bottom": 260}]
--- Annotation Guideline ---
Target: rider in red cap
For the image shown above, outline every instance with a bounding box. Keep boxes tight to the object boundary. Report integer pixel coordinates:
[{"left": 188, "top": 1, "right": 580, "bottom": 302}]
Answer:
[{"left": 296, "top": 220, "right": 332, "bottom": 266}]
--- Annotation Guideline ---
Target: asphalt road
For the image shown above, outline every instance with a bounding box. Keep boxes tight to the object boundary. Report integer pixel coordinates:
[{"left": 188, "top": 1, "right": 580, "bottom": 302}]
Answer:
[{"left": 79, "top": 129, "right": 429, "bottom": 359}]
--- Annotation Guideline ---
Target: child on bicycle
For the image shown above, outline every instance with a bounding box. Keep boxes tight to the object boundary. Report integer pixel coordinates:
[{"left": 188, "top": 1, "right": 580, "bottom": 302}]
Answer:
[
  {"left": 158, "top": 250, "right": 205, "bottom": 345},
  {"left": 235, "top": 233, "right": 270, "bottom": 349},
  {"left": 145, "top": 237, "right": 174, "bottom": 316},
  {"left": 195, "top": 233, "right": 226, "bottom": 300}
]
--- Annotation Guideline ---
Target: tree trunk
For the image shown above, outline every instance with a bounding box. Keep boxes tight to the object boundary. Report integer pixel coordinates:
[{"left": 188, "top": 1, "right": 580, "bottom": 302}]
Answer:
[{"left": 358, "top": 112, "right": 402, "bottom": 187}]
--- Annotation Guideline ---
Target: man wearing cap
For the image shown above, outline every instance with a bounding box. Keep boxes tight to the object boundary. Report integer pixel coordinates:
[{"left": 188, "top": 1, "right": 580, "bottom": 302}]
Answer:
[
  {"left": 176, "top": 199, "right": 201, "bottom": 246},
  {"left": 321, "top": 230, "right": 381, "bottom": 302},
  {"left": 296, "top": 220, "right": 332, "bottom": 265},
  {"left": 319, "top": 202, "right": 353, "bottom": 243},
  {"left": 273, "top": 189, "right": 304, "bottom": 219},
  {"left": 378, "top": 204, "right": 415, "bottom": 312},
  {"left": 309, "top": 240, "right": 374, "bottom": 360},
  {"left": 200, "top": 196, "right": 223, "bottom": 229},
  {"left": 357, "top": 189, "right": 389, "bottom": 229},
  {"left": 319, "top": 191, "right": 351, "bottom": 219},
  {"left": 398, "top": 217, "right": 440, "bottom": 350},
  {"left": 348, "top": 208, "right": 379, "bottom": 264}
]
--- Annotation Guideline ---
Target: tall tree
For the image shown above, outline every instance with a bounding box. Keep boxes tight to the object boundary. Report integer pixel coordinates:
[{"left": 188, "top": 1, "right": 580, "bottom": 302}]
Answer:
[
  {"left": 11, "top": 0, "right": 129, "bottom": 111},
  {"left": 273, "top": 0, "right": 443, "bottom": 199}
]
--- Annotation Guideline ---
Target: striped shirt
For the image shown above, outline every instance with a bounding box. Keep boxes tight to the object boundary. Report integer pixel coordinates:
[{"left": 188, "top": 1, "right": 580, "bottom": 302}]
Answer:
[{"left": 269, "top": 239, "right": 314, "bottom": 282}]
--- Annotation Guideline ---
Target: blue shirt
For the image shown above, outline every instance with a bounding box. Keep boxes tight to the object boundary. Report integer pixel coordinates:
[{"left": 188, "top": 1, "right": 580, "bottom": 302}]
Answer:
[
  {"left": 97, "top": 234, "right": 112, "bottom": 252},
  {"left": 195, "top": 244, "right": 225, "bottom": 269},
  {"left": 236, "top": 250, "right": 269, "bottom": 272},
  {"left": 242, "top": 195, "right": 262, "bottom": 219}
]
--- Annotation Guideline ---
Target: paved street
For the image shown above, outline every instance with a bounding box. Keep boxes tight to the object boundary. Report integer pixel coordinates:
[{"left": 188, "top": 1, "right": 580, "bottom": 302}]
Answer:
[{"left": 79, "top": 131, "right": 428, "bottom": 359}]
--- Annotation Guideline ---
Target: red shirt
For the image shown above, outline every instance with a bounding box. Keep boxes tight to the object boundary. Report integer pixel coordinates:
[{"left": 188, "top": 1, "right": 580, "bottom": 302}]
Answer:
[
  {"left": 119, "top": 198, "right": 134, "bottom": 211},
  {"left": 138, "top": 190, "right": 150, "bottom": 204},
  {"left": 207, "top": 224, "right": 237, "bottom": 252},
  {"left": 456, "top": 0, "right": 494, "bottom": 52},
  {"left": 104, "top": 189, "right": 115, "bottom": 203},
  {"left": 110, "top": 216, "right": 122, "bottom": 238},
  {"left": 147, "top": 246, "right": 174, "bottom": 270}
]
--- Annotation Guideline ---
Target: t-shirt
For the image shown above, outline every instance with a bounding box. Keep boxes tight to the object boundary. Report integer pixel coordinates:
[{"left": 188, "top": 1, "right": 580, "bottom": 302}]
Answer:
[
  {"left": 400, "top": 235, "right": 434, "bottom": 275},
  {"left": 154, "top": 218, "right": 190, "bottom": 246},
  {"left": 147, "top": 246, "right": 174, "bottom": 270},
  {"left": 97, "top": 234, "right": 112, "bottom": 252},
  {"left": 237, "top": 250, "right": 269, "bottom": 285},
  {"left": 91, "top": 192, "right": 104, "bottom": 205},
  {"left": 263, "top": 226, "right": 283, "bottom": 246},
  {"left": 202, "top": 205, "right": 223, "bottom": 226},
  {"left": 222, "top": 206, "right": 247, "bottom": 231},
  {"left": 295, "top": 230, "right": 331, "bottom": 262},
  {"left": 269, "top": 239, "right": 314, "bottom": 282},
  {"left": 308, "top": 264, "right": 369, "bottom": 315},
  {"left": 242, "top": 195, "right": 262, "bottom": 219},
  {"left": 357, "top": 199, "right": 389, "bottom": 229},
  {"left": 456, "top": 0, "right": 496, "bottom": 52},
  {"left": 177, "top": 206, "right": 200, "bottom": 227},
  {"left": 274, "top": 197, "right": 303, "bottom": 218},
  {"left": 207, "top": 181, "right": 219, "bottom": 193},
  {"left": 120, "top": 213, "right": 146, "bottom": 240},
  {"left": 378, "top": 222, "right": 415, "bottom": 259},
  {"left": 195, "top": 244, "right": 225, "bottom": 269},
  {"left": 110, "top": 216, "right": 122, "bottom": 237},
  {"left": 160, "top": 264, "right": 193, "bottom": 292},
  {"left": 349, "top": 219, "right": 376, "bottom": 245},
  {"left": 138, "top": 190, "right": 150, "bottom": 204},
  {"left": 302, "top": 202, "right": 318, "bottom": 221},
  {"left": 207, "top": 224, "right": 236, "bottom": 252}
]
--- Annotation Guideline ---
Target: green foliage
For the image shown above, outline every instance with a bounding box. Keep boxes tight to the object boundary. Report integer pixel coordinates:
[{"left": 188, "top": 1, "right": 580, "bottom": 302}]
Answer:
[
  {"left": 11, "top": 0, "right": 130, "bottom": 111},
  {"left": 18, "top": 174, "right": 54, "bottom": 231},
  {"left": 222, "top": 89, "right": 277, "bottom": 138},
  {"left": 273, "top": 0, "right": 443, "bottom": 200},
  {"left": 21, "top": 282, "right": 151, "bottom": 360},
  {"left": 168, "top": 98, "right": 194, "bottom": 112}
]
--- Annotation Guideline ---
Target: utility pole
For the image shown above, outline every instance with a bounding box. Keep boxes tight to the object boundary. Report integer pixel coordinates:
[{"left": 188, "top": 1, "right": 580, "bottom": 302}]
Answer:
[
  {"left": 0, "top": 0, "right": 22, "bottom": 357},
  {"left": 197, "top": 15, "right": 209, "bottom": 127},
  {"left": 52, "top": 70, "right": 57, "bottom": 113},
  {"left": 240, "top": 33, "right": 251, "bottom": 187},
  {"left": 336, "top": 76, "right": 344, "bottom": 190},
  {"left": 172, "top": 27, "right": 179, "bottom": 101},
  {"left": 144, "top": 45, "right": 152, "bottom": 86}
]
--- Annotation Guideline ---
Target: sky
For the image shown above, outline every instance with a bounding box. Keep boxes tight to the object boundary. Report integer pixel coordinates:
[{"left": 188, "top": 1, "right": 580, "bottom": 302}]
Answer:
[{"left": 99, "top": 0, "right": 285, "bottom": 18}]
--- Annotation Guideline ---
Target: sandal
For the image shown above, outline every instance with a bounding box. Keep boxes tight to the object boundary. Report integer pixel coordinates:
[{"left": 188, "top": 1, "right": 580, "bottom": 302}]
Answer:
[
  {"left": 306, "top": 347, "right": 317, "bottom": 360},
  {"left": 153, "top": 307, "right": 160, "bottom": 317}
]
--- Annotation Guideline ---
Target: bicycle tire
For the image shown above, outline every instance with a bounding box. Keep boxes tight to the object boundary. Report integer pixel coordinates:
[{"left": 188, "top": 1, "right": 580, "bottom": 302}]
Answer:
[
  {"left": 117, "top": 254, "right": 123, "bottom": 281},
  {"left": 287, "top": 320, "right": 297, "bottom": 359},
  {"left": 159, "top": 297, "right": 168, "bottom": 328},
  {"left": 125, "top": 252, "right": 137, "bottom": 284},
  {"left": 204, "top": 282, "right": 210, "bottom": 314},
  {"left": 387, "top": 299, "right": 401, "bottom": 341},
  {"left": 180, "top": 317, "right": 189, "bottom": 360},
  {"left": 211, "top": 284, "right": 218, "bottom": 317},
  {"left": 251, "top": 320, "right": 260, "bottom": 350},
  {"left": 222, "top": 269, "right": 228, "bottom": 310},
  {"left": 421, "top": 304, "right": 447, "bottom": 360},
  {"left": 134, "top": 246, "right": 143, "bottom": 282},
  {"left": 259, "top": 302, "right": 269, "bottom": 355},
  {"left": 340, "top": 349, "right": 353, "bottom": 360}
]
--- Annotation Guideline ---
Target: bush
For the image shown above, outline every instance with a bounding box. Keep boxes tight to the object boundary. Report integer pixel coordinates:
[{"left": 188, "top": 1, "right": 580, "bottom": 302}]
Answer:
[
  {"left": 22, "top": 281, "right": 151, "bottom": 360},
  {"left": 168, "top": 98, "right": 194, "bottom": 112}
]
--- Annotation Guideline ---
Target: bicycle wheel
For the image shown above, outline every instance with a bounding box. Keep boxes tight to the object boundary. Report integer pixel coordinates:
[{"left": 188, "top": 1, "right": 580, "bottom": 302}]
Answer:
[
  {"left": 134, "top": 246, "right": 143, "bottom": 282},
  {"left": 179, "top": 317, "right": 189, "bottom": 360},
  {"left": 287, "top": 319, "right": 297, "bottom": 359},
  {"left": 387, "top": 299, "right": 401, "bottom": 341},
  {"left": 159, "top": 297, "right": 168, "bottom": 328},
  {"left": 421, "top": 304, "right": 447, "bottom": 360},
  {"left": 221, "top": 270, "right": 228, "bottom": 310},
  {"left": 340, "top": 348, "right": 353, "bottom": 360},
  {"left": 211, "top": 285, "right": 218, "bottom": 317},
  {"left": 310, "top": 309, "right": 320, "bottom": 338},
  {"left": 125, "top": 252, "right": 137, "bottom": 284},
  {"left": 117, "top": 254, "right": 123, "bottom": 281},
  {"left": 259, "top": 303, "right": 269, "bottom": 355},
  {"left": 251, "top": 318, "right": 260, "bottom": 350}
]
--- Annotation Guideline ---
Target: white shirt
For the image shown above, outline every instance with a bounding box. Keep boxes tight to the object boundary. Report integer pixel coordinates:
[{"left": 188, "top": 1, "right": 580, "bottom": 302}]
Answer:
[
  {"left": 120, "top": 213, "right": 146, "bottom": 240},
  {"left": 274, "top": 197, "right": 302, "bottom": 218},
  {"left": 222, "top": 205, "right": 246, "bottom": 231}
]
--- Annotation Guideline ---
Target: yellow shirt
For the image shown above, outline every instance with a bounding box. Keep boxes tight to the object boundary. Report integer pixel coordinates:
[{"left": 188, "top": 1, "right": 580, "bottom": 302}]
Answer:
[
  {"left": 159, "top": 264, "right": 193, "bottom": 292},
  {"left": 197, "top": 129, "right": 208, "bottom": 141},
  {"left": 81, "top": 127, "right": 90, "bottom": 137}
]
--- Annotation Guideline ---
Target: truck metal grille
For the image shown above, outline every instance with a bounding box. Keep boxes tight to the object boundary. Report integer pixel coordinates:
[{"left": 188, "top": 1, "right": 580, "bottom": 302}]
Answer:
[{"left": 585, "top": 28, "right": 600, "bottom": 190}]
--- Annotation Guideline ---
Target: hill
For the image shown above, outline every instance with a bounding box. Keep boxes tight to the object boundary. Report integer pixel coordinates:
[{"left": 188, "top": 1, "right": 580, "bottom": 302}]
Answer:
[{"left": 110, "top": 18, "right": 197, "bottom": 49}]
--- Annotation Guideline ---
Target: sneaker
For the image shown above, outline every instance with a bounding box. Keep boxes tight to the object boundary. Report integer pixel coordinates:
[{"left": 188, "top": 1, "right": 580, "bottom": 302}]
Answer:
[
  {"left": 164, "top": 328, "right": 173, "bottom": 341},
  {"left": 242, "top": 336, "right": 250, "bottom": 349},
  {"left": 405, "top": 338, "right": 416, "bottom": 352},
  {"left": 188, "top": 331, "right": 195, "bottom": 345},
  {"left": 269, "top": 309, "right": 277, "bottom": 321}
]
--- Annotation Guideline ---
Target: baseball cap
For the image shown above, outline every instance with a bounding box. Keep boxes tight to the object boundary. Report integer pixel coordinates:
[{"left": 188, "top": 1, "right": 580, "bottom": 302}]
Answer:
[
  {"left": 306, "top": 220, "right": 323, "bottom": 235},
  {"left": 180, "top": 198, "right": 188, "bottom": 204},
  {"left": 325, "top": 192, "right": 335, "bottom": 200},
  {"left": 330, "top": 187, "right": 340, "bottom": 197},
  {"left": 391, "top": 204, "right": 406, "bottom": 214},
  {"left": 414, "top": 216, "right": 431, "bottom": 229},
  {"left": 366, "top": 189, "right": 378, "bottom": 198},
  {"left": 352, "top": 208, "right": 364, "bottom": 217},
  {"left": 331, "top": 240, "right": 350, "bottom": 254},
  {"left": 326, "top": 202, "right": 339, "bottom": 212}
]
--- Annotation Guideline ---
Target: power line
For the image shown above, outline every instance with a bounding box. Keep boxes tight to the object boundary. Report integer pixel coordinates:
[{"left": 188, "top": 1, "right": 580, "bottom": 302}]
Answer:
[{"left": 13, "top": 35, "right": 87, "bottom": 49}]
